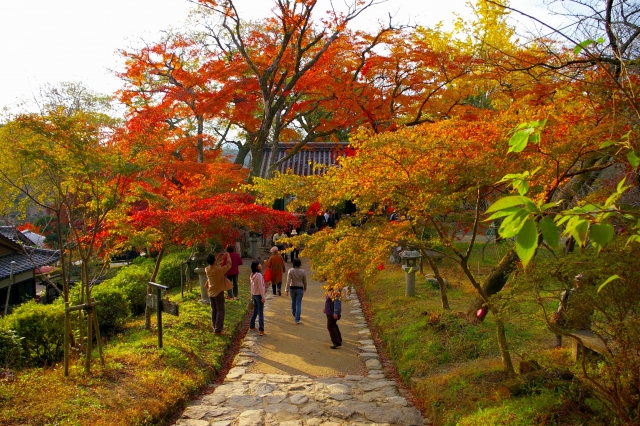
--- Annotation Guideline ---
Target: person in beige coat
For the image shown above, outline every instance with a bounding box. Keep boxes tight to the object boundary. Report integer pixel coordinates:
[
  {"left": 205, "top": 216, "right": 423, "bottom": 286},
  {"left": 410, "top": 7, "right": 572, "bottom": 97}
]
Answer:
[{"left": 205, "top": 252, "right": 232, "bottom": 334}]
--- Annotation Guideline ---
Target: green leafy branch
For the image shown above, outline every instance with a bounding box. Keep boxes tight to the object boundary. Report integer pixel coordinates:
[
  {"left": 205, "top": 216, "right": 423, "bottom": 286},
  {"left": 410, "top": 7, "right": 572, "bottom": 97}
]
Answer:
[
  {"left": 486, "top": 175, "right": 633, "bottom": 269},
  {"left": 507, "top": 119, "right": 547, "bottom": 153},
  {"left": 485, "top": 194, "right": 560, "bottom": 268},
  {"left": 600, "top": 131, "right": 640, "bottom": 171},
  {"left": 574, "top": 37, "right": 604, "bottom": 55},
  {"left": 493, "top": 119, "right": 639, "bottom": 295},
  {"left": 497, "top": 167, "right": 541, "bottom": 196}
]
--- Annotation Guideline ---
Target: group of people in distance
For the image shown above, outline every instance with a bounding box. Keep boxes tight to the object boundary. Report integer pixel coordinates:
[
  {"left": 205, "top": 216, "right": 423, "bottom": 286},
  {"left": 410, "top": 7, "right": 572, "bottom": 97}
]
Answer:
[
  {"left": 271, "top": 228, "right": 300, "bottom": 263},
  {"left": 202, "top": 243, "right": 342, "bottom": 348}
]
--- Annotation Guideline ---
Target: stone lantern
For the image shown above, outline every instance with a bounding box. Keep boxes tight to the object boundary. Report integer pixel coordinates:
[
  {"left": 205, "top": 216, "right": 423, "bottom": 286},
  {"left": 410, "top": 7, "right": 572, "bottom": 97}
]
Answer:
[
  {"left": 190, "top": 243, "right": 210, "bottom": 304},
  {"left": 249, "top": 231, "right": 262, "bottom": 259},
  {"left": 400, "top": 250, "right": 422, "bottom": 297}
]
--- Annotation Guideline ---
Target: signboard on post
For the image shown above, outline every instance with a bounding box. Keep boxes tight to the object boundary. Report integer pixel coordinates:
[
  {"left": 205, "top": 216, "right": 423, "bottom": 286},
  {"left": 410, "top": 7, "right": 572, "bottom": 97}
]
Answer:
[
  {"left": 146, "top": 295, "right": 179, "bottom": 316},
  {"left": 147, "top": 282, "right": 179, "bottom": 348}
]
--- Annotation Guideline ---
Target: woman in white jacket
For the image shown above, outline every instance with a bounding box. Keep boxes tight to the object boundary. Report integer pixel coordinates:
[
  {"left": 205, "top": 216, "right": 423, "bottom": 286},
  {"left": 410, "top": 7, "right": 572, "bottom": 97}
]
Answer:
[{"left": 249, "top": 260, "right": 266, "bottom": 335}]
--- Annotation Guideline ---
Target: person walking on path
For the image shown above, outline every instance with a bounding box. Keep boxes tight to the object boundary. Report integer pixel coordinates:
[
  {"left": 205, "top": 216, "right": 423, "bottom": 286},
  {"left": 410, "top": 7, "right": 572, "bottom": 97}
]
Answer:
[
  {"left": 249, "top": 260, "right": 266, "bottom": 336},
  {"left": 222, "top": 244, "right": 243, "bottom": 299},
  {"left": 289, "top": 229, "right": 300, "bottom": 262},
  {"left": 323, "top": 288, "right": 343, "bottom": 349},
  {"left": 204, "top": 252, "right": 233, "bottom": 334},
  {"left": 285, "top": 258, "right": 307, "bottom": 324},
  {"left": 265, "top": 246, "right": 286, "bottom": 296},
  {"left": 272, "top": 229, "right": 288, "bottom": 262},
  {"left": 306, "top": 223, "right": 317, "bottom": 235}
]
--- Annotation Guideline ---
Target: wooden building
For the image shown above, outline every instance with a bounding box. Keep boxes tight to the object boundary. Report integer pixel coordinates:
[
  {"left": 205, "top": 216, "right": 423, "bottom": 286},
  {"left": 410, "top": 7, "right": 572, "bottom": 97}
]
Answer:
[
  {"left": 258, "top": 142, "right": 350, "bottom": 178},
  {"left": 0, "top": 227, "right": 59, "bottom": 313}
]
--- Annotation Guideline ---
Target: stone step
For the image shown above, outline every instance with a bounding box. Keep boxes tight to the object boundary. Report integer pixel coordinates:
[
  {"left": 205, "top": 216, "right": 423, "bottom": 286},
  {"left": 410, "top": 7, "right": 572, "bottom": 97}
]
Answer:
[{"left": 173, "top": 372, "right": 427, "bottom": 426}]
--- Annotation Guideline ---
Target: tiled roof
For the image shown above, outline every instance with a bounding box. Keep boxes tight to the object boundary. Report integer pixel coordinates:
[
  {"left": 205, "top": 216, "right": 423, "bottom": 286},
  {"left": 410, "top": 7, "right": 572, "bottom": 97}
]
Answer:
[
  {"left": 0, "top": 229, "right": 59, "bottom": 281},
  {"left": 0, "top": 226, "right": 35, "bottom": 246},
  {"left": 258, "top": 142, "right": 349, "bottom": 178},
  {"left": 0, "top": 247, "right": 60, "bottom": 281},
  {"left": 23, "top": 230, "right": 46, "bottom": 247}
]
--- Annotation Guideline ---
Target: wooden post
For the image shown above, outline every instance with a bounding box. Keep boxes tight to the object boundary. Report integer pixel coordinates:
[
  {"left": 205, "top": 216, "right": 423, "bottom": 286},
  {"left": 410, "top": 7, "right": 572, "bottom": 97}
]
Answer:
[
  {"left": 64, "top": 301, "right": 69, "bottom": 377},
  {"left": 156, "top": 287, "right": 163, "bottom": 348},
  {"left": 3, "top": 262, "right": 16, "bottom": 317},
  {"left": 147, "top": 282, "right": 178, "bottom": 349},
  {"left": 63, "top": 301, "right": 102, "bottom": 375},
  {"left": 187, "top": 264, "right": 192, "bottom": 292},
  {"left": 180, "top": 263, "right": 184, "bottom": 300},
  {"left": 85, "top": 301, "right": 93, "bottom": 373},
  {"left": 92, "top": 309, "right": 104, "bottom": 366}
]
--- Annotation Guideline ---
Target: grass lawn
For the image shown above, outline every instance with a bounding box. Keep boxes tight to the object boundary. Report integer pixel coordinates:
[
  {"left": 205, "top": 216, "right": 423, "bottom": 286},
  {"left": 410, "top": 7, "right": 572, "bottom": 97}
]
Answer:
[
  {"left": 360, "top": 242, "right": 614, "bottom": 425},
  {"left": 0, "top": 287, "right": 249, "bottom": 426}
]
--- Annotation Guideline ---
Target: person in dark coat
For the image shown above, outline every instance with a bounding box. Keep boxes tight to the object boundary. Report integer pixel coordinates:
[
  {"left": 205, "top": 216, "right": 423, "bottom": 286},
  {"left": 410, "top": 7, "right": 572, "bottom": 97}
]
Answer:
[
  {"left": 289, "top": 229, "right": 300, "bottom": 261},
  {"left": 222, "top": 244, "right": 243, "bottom": 299},
  {"left": 323, "top": 288, "right": 342, "bottom": 349},
  {"left": 307, "top": 223, "right": 317, "bottom": 235}
]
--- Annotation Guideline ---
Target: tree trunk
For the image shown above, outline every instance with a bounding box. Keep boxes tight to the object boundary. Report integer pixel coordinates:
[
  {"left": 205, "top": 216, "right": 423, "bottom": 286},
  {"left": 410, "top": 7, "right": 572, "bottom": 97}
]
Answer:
[
  {"left": 495, "top": 316, "right": 515, "bottom": 375},
  {"left": 249, "top": 142, "right": 266, "bottom": 179},
  {"left": 55, "top": 211, "right": 68, "bottom": 302},
  {"left": 552, "top": 157, "right": 600, "bottom": 204},
  {"left": 421, "top": 250, "right": 450, "bottom": 310},
  {"left": 467, "top": 249, "right": 519, "bottom": 319},
  {"left": 267, "top": 140, "right": 280, "bottom": 179},
  {"left": 196, "top": 115, "right": 204, "bottom": 164},
  {"left": 564, "top": 236, "right": 576, "bottom": 254},
  {"left": 145, "top": 245, "right": 166, "bottom": 330},
  {"left": 458, "top": 259, "right": 514, "bottom": 374},
  {"left": 81, "top": 257, "right": 93, "bottom": 373},
  {"left": 55, "top": 213, "right": 77, "bottom": 353},
  {"left": 234, "top": 143, "right": 251, "bottom": 167},
  {"left": 266, "top": 109, "right": 286, "bottom": 179}
]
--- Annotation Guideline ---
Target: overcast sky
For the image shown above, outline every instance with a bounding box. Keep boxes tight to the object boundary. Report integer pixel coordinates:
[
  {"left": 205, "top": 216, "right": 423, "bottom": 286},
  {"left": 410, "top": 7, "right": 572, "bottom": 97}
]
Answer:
[{"left": 0, "top": 0, "right": 558, "bottom": 112}]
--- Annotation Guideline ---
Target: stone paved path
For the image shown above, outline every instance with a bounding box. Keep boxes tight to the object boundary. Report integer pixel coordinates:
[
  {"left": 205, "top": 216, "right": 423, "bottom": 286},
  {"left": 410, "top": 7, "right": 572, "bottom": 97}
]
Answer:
[{"left": 173, "top": 257, "right": 428, "bottom": 426}]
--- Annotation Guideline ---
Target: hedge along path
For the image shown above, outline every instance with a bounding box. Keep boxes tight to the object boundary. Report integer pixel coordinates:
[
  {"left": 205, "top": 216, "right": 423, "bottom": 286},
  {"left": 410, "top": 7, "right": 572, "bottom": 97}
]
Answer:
[{"left": 173, "top": 256, "right": 428, "bottom": 425}]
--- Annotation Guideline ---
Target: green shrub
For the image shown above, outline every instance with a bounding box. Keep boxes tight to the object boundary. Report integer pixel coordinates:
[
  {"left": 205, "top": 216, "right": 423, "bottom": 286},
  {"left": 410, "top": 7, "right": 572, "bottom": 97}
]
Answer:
[
  {"left": 53, "top": 284, "right": 128, "bottom": 338},
  {"left": 91, "top": 285, "right": 130, "bottom": 334},
  {"left": 0, "top": 325, "right": 23, "bottom": 369},
  {"left": 156, "top": 250, "right": 190, "bottom": 289},
  {"left": 133, "top": 256, "right": 155, "bottom": 267},
  {"left": 6, "top": 301, "right": 64, "bottom": 366},
  {"left": 106, "top": 263, "right": 153, "bottom": 315}
]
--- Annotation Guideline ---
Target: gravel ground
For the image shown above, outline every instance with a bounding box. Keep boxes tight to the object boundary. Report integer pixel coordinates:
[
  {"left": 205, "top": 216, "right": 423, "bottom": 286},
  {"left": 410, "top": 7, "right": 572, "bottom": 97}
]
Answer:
[{"left": 243, "top": 256, "right": 366, "bottom": 377}]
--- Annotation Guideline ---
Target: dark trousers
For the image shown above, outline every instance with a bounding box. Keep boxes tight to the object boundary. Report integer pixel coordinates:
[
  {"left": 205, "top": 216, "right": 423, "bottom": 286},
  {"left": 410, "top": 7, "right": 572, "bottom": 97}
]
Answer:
[
  {"left": 209, "top": 292, "right": 225, "bottom": 333},
  {"left": 226, "top": 274, "right": 239, "bottom": 298},
  {"left": 326, "top": 314, "right": 342, "bottom": 345},
  {"left": 277, "top": 244, "right": 288, "bottom": 262},
  {"left": 250, "top": 294, "right": 264, "bottom": 331},
  {"left": 271, "top": 281, "right": 282, "bottom": 295},
  {"left": 555, "top": 334, "right": 562, "bottom": 347},
  {"left": 291, "top": 248, "right": 300, "bottom": 261}
]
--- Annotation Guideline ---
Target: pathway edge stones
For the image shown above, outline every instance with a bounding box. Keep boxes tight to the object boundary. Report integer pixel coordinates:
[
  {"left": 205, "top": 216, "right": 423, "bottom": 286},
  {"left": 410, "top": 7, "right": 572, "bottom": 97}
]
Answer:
[{"left": 173, "top": 286, "right": 429, "bottom": 425}]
